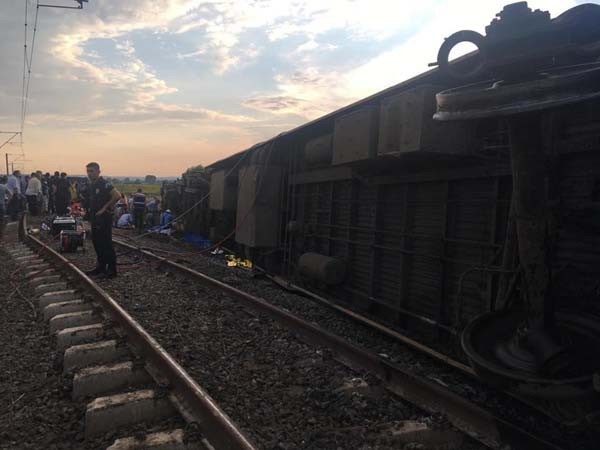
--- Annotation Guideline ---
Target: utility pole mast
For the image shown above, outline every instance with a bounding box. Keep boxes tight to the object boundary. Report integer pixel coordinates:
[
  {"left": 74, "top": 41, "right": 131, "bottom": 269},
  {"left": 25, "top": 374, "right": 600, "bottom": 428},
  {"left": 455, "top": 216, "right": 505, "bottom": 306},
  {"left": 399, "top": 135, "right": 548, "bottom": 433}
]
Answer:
[
  {"left": 0, "top": 132, "right": 22, "bottom": 175},
  {"left": 38, "top": 1, "right": 88, "bottom": 10},
  {"left": 4, "top": 0, "right": 88, "bottom": 174}
]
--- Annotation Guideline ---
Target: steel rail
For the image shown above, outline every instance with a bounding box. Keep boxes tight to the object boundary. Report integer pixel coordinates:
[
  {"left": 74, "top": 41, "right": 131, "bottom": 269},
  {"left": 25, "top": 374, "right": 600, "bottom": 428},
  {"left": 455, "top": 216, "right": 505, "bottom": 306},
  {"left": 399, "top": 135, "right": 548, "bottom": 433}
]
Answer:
[
  {"left": 261, "top": 272, "right": 569, "bottom": 422},
  {"left": 117, "top": 239, "right": 561, "bottom": 421},
  {"left": 20, "top": 222, "right": 257, "bottom": 450},
  {"left": 266, "top": 273, "right": 476, "bottom": 375},
  {"left": 113, "top": 238, "right": 565, "bottom": 450}
]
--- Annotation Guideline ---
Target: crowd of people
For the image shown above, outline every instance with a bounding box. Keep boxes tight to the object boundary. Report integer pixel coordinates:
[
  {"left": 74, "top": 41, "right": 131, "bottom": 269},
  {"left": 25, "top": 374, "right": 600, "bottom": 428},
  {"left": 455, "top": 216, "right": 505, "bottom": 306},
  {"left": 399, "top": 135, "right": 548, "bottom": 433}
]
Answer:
[
  {"left": 0, "top": 169, "right": 175, "bottom": 237},
  {"left": 0, "top": 162, "right": 178, "bottom": 279},
  {"left": 0, "top": 170, "right": 83, "bottom": 221}
]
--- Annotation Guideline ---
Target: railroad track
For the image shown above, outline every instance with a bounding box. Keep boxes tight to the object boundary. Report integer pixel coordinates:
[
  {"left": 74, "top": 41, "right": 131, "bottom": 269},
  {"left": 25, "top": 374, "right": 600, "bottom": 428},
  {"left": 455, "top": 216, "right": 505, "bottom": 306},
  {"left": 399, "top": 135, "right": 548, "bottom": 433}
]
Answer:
[
  {"left": 112, "top": 232, "right": 600, "bottom": 434},
  {"left": 103, "top": 237, "right": 574, "bottom": 450},
  {"left": 2, "top": 216, "right": 255, "bottom": 450},
  {"left": 4, "top": 216, "right": 583, "bottom": 450}
]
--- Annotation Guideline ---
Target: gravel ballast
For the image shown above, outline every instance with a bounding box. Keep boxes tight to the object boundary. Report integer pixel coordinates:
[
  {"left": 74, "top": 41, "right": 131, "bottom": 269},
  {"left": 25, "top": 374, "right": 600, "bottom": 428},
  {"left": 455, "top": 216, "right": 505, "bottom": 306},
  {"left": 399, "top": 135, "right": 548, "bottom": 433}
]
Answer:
[
  {"left": 60, "top": 234, "right": 487, "bottom": 450},
  {"left": 0, "top": 223, "right": 186, "bottom": 450},
  {"left": 107, "top": 230, "right": 599, "bottom": 450}
]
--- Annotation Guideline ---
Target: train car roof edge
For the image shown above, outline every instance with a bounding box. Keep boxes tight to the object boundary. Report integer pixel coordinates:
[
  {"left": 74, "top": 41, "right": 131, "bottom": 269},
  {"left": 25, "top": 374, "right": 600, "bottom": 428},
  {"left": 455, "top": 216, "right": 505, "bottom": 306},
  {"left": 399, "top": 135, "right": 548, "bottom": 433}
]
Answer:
[{"left": 206, "top": 51, "right": 478, "bottom": 171}]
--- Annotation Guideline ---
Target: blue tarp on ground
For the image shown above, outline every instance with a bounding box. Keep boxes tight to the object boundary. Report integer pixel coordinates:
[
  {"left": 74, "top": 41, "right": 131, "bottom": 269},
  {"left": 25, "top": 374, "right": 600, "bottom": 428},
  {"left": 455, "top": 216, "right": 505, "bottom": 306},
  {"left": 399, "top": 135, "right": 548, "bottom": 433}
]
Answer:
[{"left": 183, "top": 232, "right": 211, "bottom": 249}]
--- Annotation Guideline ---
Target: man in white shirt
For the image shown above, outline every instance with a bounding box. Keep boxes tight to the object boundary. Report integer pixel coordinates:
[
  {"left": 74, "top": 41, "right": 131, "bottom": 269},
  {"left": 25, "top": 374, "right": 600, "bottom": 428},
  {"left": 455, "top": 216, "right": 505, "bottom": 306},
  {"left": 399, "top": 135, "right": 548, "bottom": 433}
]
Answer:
[
  {"left": 7, "top": 170, "right": 20, "bottom": 195},
  {"left": 25, "top": 172, "right": 42, "bottom": 216}
]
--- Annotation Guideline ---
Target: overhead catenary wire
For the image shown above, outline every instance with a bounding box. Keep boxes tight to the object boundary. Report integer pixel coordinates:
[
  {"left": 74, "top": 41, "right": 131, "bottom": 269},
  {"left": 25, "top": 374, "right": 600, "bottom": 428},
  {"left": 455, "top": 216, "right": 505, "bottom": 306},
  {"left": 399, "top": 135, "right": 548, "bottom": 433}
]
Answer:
[
  {"left": 16, "top": 0, "right": 86, "bottom": 157},
  {"left": 21, "top": 0, "right": 40, "bottom": 137},
  {"left": 0, "top": 132, "right": 21, "bottom": 151},
  {"left": 19, "top": 0, "right": 29, "bottom": 143}
]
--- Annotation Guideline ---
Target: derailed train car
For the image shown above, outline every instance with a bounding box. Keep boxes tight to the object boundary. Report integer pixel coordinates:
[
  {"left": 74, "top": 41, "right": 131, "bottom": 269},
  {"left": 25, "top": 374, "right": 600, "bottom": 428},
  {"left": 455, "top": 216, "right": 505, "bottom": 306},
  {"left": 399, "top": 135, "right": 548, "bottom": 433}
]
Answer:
[
  {"left": 209, "top": 87, "right": 513, "bottom": 331},
  {"left": 199, "top": 2, "right": 600, "bottom": 412}
]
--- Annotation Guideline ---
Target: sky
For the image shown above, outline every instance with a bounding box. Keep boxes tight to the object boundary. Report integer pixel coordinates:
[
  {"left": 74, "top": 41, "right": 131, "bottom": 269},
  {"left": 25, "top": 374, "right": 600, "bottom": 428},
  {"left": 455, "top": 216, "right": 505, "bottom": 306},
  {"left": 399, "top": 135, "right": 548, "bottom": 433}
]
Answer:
[{"left": 0, "top": 0, "right": 588, "bottom": 177}]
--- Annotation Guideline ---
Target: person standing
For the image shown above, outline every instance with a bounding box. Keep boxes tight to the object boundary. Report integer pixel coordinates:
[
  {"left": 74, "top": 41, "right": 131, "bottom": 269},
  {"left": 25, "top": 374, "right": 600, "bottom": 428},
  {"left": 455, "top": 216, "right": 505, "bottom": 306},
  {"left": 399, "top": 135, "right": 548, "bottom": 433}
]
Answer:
[
  {"left": 0, "top": 176, "right": 9, "bottom": 239},
  {"left": 49, "top": 171, "right": 59, "bottom": 213},
  {"left": 19, "top": 173, "right": 27, "bottom": 198},
  {"left": 85, "top": 162, "right": 120, "bottom": 278},
  {"left": 146, "top": 196, "right": 160, "bottom": 227},
  {"left": 79, "top": 178, "right": 90, "bottom": 212},
  {"left": 55, "top": 172, "right": 71, "bottom": 215},
  {"left": 132, "top": 188, "right": 146, "bottom": 234},
  {"left": 69, "top": 181, "right": 78, "bottom": 203},
  {"left": 25, "top": 172, "right": 42, "bottom": 216},
  {"left": 7, "top": 170, "right": 22, "bottom": 221},
  {"left": 42, "top": 173, "right": 50, "bottom": 213},
  {"left": 113, "top": 193, "right": 127, "bottom": 226}
]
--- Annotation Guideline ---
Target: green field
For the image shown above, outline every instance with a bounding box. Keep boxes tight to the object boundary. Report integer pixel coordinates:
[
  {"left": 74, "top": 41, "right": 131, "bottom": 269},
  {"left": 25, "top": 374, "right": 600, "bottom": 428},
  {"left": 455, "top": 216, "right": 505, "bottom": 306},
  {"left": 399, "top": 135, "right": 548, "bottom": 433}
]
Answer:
[{"left": 112, "top": 182, "right": 161, "bottom": 196}]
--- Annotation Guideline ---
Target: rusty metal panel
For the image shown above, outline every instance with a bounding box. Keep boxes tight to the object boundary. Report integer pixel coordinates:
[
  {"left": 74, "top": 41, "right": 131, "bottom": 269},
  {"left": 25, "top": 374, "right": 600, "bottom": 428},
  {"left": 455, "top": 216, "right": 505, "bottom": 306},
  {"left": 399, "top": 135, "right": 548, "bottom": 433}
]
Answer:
[
  {"left": 377, "top": 184, "right": 406, "bottom": 305},
  {"left": 378, "top": 85, "right": 467, "bottom": 156},
  {"left": 292, "top": 170, "right": 510, "bottom": 327},
  {"left": 332, "top": 106, "right": 379, "bottom": 165},
  {"left": 181, "top": 171, "right": 210, "bottom": 235},
  {"left": 554, "top": 149, "right": 600, "bottom": 311},
  {"left": 330, "top": 180, "right": 351, "bottom": 259},
  {"left": 284, "top": 103, "right": 600, "bottom": 343},
  {"left": 304, "top": 134, "right": 333, "bottom": 166},
  {"left": 209, "top": 170, "right": 238, "bottom": 211},
  {"left": 443, "top": 177, "right": 510, "bottom": 325},
  {"left": 235, "top": 165, "right": 283, "bottom": 248},
  {"left": 349, "top": 184, "right": 376, "bottom": 294},
  {"left": 403, "top": 182, "right": 445, "bottom": 318}
]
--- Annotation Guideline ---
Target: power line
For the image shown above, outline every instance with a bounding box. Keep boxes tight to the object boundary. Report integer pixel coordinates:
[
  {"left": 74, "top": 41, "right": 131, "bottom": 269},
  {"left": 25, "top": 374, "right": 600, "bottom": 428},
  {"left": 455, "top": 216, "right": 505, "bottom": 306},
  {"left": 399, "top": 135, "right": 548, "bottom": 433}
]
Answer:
[
  {"left": 0, "top": 132, "right": 21, "bottom": 151},
  {"left": 21, "top": 0, "right": 40, "bottom": 137},
  {"left": 19, "top": 0, "right": 29, "bottom": 141},
  {"left": 16, "top": 0, "right": 88, "bottom": 158}
]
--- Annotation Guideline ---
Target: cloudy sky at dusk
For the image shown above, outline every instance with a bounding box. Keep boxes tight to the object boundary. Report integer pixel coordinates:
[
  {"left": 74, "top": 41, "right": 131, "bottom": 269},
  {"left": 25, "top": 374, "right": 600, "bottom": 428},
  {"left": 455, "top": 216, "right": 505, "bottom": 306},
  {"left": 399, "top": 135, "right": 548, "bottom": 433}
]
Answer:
[{"left": 0, "top": 0, "right": 586, "bottom": 177}]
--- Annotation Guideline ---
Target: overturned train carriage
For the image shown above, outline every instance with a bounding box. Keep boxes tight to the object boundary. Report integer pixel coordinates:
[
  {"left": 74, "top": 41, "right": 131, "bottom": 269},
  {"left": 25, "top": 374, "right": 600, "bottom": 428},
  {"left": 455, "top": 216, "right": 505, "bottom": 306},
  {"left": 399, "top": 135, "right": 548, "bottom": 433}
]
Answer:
[{"left": 202, "top": 2, "right": 600, "bottom": 418}]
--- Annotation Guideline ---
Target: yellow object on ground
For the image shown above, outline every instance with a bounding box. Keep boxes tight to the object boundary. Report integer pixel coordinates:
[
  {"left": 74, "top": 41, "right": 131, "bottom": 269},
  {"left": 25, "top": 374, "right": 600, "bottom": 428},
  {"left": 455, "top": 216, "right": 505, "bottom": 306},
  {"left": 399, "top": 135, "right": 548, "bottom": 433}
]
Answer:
[{"left": 225, "top": 254, "right": 253, "bottom": 269}]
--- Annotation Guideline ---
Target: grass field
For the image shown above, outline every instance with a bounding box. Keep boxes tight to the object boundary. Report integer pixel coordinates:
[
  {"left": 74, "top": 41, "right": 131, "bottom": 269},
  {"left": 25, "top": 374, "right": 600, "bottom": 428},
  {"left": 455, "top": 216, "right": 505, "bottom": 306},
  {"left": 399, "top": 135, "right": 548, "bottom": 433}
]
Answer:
[{"left": 112, "top": 182, "right": 161, "bottom": 196}]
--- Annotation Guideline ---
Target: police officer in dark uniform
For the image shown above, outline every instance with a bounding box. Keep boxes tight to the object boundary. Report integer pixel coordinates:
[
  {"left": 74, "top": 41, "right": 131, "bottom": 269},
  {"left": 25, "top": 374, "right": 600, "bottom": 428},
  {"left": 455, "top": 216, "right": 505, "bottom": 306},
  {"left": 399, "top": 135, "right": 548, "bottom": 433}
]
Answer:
[{"left": 85, "top": 162, "right": 120, "bottom": 278}]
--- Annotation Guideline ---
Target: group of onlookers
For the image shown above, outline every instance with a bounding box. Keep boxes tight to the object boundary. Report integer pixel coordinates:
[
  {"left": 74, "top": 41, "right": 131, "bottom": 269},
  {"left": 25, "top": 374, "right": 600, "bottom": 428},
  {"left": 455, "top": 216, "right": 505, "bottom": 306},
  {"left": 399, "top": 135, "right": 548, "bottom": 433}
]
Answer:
[
  {"left": 0, "top": 170, "right": 83, "bottom": 221},
  {"left": 1, "top": 171, "right": 175, "bottom": 239}
]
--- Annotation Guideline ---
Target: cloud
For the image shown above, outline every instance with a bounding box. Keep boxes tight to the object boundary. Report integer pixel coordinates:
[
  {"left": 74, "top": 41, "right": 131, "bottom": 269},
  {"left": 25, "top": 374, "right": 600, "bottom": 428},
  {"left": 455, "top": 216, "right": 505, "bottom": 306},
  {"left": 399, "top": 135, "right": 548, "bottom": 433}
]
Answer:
[
  {"left": 77, "top": 128, "right": 109, "bottom": 136},
  {"left": 96, "top": 103, "right": 257, "bottom": 124},
  {"left": 26, "top": 102, "right": 256, "bottom": 126},
  {"left": 243, "top": 95, "right": 309, "bottom": 115},
  {"left": 0, "top": 0, "right": 592, "bottom": 176},
  {"left": 51, "top": 27, "right": 177, "bottom": 110},
  {"left": 244, "top": 0, "right": 584, "bottom": 120},
  {"left": 343, "top": 0, "right": 580, "bottom": 97},
  {"left": 176, "top": 48, "right": 206, "bottom": 59},
  {"left": 243, "top": 67, "right": 352, "bottom": 119},
  {"left": 295, "top": 40, "right": 337, "bottom": 53},
  {"left": 169, "top": 0, "right": 434, "bottom": 75}
]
